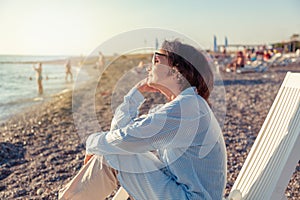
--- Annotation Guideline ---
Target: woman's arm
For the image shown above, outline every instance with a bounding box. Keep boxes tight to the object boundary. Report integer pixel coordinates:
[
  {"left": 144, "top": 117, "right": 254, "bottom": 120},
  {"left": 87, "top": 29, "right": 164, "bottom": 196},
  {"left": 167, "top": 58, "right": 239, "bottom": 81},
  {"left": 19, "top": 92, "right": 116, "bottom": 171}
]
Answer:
[
  {"left": 86, "top": 94, "right": 210, "bottom": 156},
  {"left": 110, "top": 87, "right": 145, "bottom": 131},
  {"left": 110, "top": 78, "right": 158, "bottom": 131},
  {"left": 85, "top": 79, "right": 155, "bottom": 160}
]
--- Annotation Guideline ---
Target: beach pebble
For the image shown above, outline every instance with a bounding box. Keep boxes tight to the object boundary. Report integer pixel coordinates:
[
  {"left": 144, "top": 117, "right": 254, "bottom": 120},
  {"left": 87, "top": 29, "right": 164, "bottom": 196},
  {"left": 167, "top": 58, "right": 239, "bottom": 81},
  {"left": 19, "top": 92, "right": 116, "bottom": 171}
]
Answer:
[{"left": 37, "top": 188, "right": 44, "bottom": 196}]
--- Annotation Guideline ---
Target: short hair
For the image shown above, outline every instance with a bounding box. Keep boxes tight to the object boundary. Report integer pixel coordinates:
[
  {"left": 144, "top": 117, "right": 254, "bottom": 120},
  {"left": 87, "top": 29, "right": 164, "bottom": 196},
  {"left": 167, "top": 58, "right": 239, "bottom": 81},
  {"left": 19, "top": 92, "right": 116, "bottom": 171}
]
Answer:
[{"left": 161, "top": 39, "right": 214, "bottom": 104}]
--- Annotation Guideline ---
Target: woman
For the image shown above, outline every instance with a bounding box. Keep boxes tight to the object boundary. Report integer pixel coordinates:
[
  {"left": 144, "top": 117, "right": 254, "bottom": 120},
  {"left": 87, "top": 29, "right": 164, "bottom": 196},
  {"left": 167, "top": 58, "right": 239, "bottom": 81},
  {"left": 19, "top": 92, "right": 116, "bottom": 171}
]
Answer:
[{"left": 59, "top": 40, "right": 227, "bottom": 200}]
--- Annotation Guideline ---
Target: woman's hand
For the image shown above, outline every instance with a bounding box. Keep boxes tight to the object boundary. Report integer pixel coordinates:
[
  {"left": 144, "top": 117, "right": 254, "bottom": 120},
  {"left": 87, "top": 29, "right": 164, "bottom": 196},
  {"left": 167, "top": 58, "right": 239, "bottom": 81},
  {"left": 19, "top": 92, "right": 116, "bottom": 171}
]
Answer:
[
  {"left": 84, "top": 154, "right": 94, "bottom": 165},
  {"left": 136, "top": 78, "right": 159, "bottom": 93}
]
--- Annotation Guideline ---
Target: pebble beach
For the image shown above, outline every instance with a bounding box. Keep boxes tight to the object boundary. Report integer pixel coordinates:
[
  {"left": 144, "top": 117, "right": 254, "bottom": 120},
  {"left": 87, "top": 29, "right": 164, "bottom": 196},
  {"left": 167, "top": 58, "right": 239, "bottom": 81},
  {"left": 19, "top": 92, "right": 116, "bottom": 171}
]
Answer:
[{"left": 0, "top": 55, "right": 299, "bottom": 199}]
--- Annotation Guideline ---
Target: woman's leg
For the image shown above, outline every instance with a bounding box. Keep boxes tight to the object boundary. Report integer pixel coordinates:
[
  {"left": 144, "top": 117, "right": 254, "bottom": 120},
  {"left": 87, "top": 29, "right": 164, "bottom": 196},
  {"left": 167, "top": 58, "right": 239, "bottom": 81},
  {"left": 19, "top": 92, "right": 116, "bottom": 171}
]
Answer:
[
  {"left": 118, "top": 168, "right": 188, "bottom": 200},
  {"left": 58, "top": 155, "right": 118, "bottom": 200}
]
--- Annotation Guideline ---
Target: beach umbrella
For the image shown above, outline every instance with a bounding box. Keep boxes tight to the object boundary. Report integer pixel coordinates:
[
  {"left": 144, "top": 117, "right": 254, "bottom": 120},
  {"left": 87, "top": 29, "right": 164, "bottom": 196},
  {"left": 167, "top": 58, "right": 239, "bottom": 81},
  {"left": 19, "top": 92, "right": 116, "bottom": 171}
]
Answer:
[
  {"left": 155, "top": 38, "right": 159, "bottom": 50},
  {"left": 225, "top": 36, "right": 228, "bottom": 48},
  {"left": 214, "top": 35, "right": 218, "bottom": 52}
]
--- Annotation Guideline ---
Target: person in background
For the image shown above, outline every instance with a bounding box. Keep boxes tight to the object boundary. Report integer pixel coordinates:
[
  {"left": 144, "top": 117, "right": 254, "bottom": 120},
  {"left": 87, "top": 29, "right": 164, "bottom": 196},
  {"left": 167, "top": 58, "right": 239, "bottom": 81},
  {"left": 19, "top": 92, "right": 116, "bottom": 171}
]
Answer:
[
  {"left": 97, "top": 51, "right": 105, "bottom": 70},
  {"left": 65, "top": 59, "right": 73, "bottom": 82},
  {"left": 236, "top": 51, "right": 245, "bottom": 69},
  {"left": 33, "top": 62, "right": 43, "bottom": 95},
  {"left": 263, "top": 50, "right": 271, "bottom": 61},
  {"left": 134, "top": 60, "right": 147, "bottom": 74},
  {"left": 227, "top": 51, "right": 245, "bottom": 72}
]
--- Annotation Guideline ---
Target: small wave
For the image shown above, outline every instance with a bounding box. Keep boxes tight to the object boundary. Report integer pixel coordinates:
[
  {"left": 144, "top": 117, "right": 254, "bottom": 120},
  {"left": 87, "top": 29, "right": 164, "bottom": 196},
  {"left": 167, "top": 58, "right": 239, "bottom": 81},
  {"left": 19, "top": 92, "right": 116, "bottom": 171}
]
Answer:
[
  {"left": 33, "top": 97, "right": 44, "bottom": 101},
  {"left": 0, "top": 96, "right": 44, "bottom": 107}
]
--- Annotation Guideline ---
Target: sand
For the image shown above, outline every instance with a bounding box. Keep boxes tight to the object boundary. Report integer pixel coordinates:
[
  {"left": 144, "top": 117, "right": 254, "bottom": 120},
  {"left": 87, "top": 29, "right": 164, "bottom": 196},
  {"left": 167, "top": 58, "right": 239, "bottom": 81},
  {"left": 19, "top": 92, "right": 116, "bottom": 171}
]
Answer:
[{"left": 0, "top": 55, "right": 299, "bottom": 199}]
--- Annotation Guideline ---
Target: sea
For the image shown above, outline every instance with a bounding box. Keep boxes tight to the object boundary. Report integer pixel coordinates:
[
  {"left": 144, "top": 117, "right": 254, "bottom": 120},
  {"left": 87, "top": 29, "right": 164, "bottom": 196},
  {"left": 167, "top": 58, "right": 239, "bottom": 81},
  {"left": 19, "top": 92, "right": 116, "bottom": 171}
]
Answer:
[{"left": 0, "top": 55, "right": 82, "bottom": 123}]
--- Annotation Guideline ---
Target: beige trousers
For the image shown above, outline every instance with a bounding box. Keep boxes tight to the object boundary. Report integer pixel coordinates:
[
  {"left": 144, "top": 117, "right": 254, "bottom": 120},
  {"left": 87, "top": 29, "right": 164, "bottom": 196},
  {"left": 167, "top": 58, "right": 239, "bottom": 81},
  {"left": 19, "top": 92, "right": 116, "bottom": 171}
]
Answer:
[{"left": 58, "top": 155, "right": 118, "bottom": 200}]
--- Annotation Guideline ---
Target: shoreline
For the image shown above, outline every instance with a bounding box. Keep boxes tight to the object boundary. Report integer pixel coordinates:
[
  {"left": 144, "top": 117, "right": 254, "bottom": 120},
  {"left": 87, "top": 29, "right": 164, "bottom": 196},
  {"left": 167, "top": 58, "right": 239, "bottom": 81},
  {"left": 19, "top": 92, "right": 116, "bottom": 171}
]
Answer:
[
  {"left": 0, "top": 61, "right": 299, "bottom": 199},
  {"left": 0, "top": 55, "right": 94, "bottom": 124},
  {"left": 0, "top": 88, "right": 73, "bottom": 124}
]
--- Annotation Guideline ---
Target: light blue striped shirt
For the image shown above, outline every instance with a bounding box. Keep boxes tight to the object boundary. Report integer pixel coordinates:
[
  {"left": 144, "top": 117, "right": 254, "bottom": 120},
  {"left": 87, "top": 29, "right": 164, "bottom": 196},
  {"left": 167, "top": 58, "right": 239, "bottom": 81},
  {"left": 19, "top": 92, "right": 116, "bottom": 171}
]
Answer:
[{"left": 86, "top": 87, "right": 227, "bottom": 200}]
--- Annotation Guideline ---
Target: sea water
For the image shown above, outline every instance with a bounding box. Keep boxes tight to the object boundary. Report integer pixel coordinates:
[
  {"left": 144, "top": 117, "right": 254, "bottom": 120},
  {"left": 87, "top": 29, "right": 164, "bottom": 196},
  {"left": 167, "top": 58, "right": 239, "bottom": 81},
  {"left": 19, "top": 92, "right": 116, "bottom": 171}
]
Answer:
[{"left": 0, "top": 55, "right": 81, "bottom": 122}]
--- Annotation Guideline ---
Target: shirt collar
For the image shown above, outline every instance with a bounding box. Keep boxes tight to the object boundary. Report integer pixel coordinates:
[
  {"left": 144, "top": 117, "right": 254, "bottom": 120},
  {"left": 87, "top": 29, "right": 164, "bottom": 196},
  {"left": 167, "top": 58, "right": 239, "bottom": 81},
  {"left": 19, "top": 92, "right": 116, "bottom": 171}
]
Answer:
[{"left": 178, "top": 86, "right": 197, "bottom": 96}]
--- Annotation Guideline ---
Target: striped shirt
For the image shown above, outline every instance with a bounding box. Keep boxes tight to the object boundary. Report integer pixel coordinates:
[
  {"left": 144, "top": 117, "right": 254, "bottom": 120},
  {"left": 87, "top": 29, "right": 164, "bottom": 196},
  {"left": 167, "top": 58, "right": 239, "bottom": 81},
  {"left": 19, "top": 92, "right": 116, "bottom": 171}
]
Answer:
[{"left": 86, "top": 87, "right": 227, "bottom": 200}]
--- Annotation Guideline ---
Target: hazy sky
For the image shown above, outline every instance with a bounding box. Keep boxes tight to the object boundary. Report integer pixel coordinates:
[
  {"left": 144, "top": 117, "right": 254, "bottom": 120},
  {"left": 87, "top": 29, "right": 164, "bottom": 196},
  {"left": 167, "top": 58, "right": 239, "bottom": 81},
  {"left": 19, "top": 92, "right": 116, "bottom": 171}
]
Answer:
[{"left": 0, "top": 0, "right": 299, "bottom": 55}]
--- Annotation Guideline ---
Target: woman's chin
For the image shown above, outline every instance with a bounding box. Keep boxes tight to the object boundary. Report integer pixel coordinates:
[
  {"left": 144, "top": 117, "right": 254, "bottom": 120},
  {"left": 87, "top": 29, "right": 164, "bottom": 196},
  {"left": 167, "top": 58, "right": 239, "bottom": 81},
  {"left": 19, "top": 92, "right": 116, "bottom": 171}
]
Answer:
[{"left": 147, "top": 81, "right": 158, "bottom": 88}]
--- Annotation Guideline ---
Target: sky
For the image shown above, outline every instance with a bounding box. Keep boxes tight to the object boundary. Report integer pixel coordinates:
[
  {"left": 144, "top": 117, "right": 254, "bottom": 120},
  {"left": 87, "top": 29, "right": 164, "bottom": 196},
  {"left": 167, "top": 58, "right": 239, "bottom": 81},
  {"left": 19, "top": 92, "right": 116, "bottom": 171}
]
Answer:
[{"left": 0, "top": 0, "right": 299, "bottom": 56}]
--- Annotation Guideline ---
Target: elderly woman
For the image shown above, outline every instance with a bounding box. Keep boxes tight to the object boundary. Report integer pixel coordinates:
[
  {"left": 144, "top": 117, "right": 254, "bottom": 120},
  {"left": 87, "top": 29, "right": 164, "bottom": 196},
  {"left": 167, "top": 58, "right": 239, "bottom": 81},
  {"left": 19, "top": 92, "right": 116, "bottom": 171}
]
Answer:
[{"left": 59, "top": 40, "right": 227, "bottom": 200}]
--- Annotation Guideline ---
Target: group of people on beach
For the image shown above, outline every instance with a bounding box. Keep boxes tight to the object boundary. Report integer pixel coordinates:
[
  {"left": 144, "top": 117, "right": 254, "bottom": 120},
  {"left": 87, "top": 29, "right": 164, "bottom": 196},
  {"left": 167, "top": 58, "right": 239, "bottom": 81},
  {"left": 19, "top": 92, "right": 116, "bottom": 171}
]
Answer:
[
  {"left": 31, "top": 59, "right": 73, "bottom": 95},
  {"left": 220, "top": 47, "right": 276, "bottom": 73},
  {"left": 59, "top": 40, "right": 227, "bottom": 200},
  {"left": 32, "top": 51, "right": 108, "bottom": 95}
]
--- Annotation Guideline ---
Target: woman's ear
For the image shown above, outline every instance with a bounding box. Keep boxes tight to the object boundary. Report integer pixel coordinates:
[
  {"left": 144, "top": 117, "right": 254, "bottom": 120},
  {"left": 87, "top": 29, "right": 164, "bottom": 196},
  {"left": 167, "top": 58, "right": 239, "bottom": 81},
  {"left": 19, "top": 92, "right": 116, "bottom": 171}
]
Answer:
[{"left": 170, "top": 67, "right": 183, "bottom": 81}]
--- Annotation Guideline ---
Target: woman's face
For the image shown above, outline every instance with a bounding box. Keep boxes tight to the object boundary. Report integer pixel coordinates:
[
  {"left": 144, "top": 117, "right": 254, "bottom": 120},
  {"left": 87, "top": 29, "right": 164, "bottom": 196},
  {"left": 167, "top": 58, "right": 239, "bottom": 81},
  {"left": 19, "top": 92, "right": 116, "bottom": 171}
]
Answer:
[{"left": 147, "top": 49, "right": 172, "bottom": 87}]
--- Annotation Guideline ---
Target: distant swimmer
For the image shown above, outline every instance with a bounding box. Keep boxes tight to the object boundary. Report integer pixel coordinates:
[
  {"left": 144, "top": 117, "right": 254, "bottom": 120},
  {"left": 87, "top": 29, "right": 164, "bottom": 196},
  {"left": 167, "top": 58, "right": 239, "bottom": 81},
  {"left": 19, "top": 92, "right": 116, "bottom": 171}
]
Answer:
[
  {"left": 33, "top": 62, "right": 43, "bottom": 95},
  {"left": 65, "top": 59, "right": 73, "bottom": 82}
]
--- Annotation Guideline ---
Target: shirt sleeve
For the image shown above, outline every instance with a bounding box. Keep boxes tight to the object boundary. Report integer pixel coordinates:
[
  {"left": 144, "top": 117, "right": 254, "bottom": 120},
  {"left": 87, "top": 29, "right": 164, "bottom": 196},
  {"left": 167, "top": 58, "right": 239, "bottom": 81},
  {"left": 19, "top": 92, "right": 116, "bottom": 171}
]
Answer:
[
  {"left": 86, "top": 89, "right": 210, "bottom": 155},
  {"left": 110, "top": 87, "right": 145, "bottom": 131}
]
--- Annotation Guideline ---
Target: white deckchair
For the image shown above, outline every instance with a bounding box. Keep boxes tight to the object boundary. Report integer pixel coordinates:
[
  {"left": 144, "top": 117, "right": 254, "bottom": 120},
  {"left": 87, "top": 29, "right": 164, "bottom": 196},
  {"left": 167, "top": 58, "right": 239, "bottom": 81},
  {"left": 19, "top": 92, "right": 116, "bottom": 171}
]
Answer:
[
  {"left": 113, "top": 72, "right": 300, "bottom": 200},
  {"left": 227, "top": 71, "right": 300, "bottom": 200},
  {"left": 112, "top": 187, "right": 129, "bottom": 200}
]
